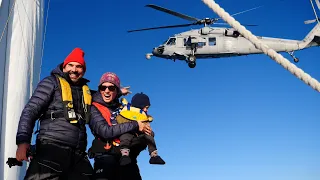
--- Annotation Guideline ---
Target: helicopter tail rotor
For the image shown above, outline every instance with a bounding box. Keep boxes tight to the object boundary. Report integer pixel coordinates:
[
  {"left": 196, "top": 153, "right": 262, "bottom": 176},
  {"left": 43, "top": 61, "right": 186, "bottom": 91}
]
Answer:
[
  {"left": 304, "top": 0, "right": 320, "bottom": 24},
  {"left": 304, "top": 18, "right": 320, "bottom": 24}
]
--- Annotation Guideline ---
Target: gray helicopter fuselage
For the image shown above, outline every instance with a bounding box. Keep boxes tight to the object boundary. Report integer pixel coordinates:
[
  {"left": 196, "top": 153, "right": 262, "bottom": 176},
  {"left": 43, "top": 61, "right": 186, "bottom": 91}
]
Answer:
[
  {"left": 129, "top": 3, "right": 320, "bottom": 68},
  {"left": 151, "top": 27, "right": 316, "bottom": 60}
]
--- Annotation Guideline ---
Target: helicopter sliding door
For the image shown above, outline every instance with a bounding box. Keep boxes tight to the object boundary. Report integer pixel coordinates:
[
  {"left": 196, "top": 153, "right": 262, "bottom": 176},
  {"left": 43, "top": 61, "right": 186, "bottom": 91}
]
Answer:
[
  {"left": 173, "top": 36, "right": 224, "bottom": 59},
  {"left": 207, "top": 37, "right": 218, "bottom": 53},
  {"left": 181, "top": 36, "right": 210, "bottom": 55},
  {"left": 203, "top": 37, "right": 222, "bottom": 58}
]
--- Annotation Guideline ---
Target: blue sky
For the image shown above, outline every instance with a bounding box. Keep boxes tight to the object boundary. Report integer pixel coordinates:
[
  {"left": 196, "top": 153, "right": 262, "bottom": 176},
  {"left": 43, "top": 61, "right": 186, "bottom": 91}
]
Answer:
[{"left": 40, "top": 0, "right": 320, "bottom": 179}]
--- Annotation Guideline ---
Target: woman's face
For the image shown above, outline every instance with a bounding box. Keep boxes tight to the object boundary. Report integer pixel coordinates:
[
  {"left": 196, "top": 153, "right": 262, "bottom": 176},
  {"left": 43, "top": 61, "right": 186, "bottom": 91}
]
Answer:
[{"left": 99, "top": 82, "right": 118, "bottom": 103}]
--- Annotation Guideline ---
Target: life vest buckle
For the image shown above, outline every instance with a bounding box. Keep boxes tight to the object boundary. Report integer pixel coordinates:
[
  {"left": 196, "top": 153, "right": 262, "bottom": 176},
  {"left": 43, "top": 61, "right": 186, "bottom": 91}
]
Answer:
[{"left": 68, "top": 109, "right": 76, "bottom": 119}]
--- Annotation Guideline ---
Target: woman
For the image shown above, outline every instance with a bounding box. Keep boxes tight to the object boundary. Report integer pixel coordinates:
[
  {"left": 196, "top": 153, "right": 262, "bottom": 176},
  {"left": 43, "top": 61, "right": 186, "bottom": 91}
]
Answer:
[{"left": 88, "top": 72, "right": 151, "bottom": 180}]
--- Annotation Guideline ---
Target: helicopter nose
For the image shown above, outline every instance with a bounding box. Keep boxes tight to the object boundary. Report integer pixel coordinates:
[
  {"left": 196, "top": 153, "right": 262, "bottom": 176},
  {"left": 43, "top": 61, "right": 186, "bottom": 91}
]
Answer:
[
  {"left": 152, "top": 47, "right": 158, "bottom": 55},
  {"left": 153, "top": 46, "right": 164, "bottom": 55}
]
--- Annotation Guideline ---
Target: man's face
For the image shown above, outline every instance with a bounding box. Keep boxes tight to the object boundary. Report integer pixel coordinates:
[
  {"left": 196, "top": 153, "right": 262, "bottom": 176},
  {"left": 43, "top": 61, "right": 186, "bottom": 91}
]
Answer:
[
  {"left": 63, "top": 62, "right": 84, "bottom": 83},
  {"left": 99, "top": 82, "right": 118, "bottom": 103}
]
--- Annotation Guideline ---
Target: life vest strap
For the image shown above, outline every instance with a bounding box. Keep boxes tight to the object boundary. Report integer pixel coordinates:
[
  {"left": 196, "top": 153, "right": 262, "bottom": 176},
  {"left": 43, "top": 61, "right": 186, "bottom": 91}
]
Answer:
[{"left": 41, "top": 111, "right": 82, "bottom": 122}]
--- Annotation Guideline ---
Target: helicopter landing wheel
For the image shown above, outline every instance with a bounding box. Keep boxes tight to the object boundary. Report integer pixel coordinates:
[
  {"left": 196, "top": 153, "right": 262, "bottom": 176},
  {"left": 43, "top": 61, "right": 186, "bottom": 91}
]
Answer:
[
  {"left": 188, "top": 55, "right": 196, "bottom": 68},
  {"left": 294, "top": 58, "right": 299, "bottom": 63},
  {"left": 188, "top": 55, "right": 196, "bottom": 63},
  {"left": 188, "top": 62, "right": 196, "bottom": 68}
]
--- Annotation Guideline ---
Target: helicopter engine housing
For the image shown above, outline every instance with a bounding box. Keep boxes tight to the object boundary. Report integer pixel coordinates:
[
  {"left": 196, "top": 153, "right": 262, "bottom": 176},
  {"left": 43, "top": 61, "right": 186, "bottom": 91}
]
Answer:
[
  {"left": 224, "top": 29, "right": 240, "bottom": 37},
  {"left": 200, "top": 27, "right": 212, "bottom": 35}
]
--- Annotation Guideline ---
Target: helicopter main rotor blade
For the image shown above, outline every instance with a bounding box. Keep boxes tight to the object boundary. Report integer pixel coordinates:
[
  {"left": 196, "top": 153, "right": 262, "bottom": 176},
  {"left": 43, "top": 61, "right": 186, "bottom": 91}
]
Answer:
[
  {"left": 214, "top": 22, "right": 258, "bottom": 26},
  {"left": 146, "top": 4, "right": 200, "bottom": 22},
  {"left": 215, "top": 5, "right": 263, "bottom": 21},
  {"left": 230, "top": 5, "right": 263, "bottom": 17},
  {"left": 127, "top": 23, "right": 196, "bottom": 33}
]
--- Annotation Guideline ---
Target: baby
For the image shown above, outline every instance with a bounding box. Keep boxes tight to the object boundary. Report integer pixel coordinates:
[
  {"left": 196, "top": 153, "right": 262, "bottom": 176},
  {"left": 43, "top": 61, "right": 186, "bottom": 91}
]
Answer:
[{"left": 116, "top": 93, "right": 165, "bottom": 166}]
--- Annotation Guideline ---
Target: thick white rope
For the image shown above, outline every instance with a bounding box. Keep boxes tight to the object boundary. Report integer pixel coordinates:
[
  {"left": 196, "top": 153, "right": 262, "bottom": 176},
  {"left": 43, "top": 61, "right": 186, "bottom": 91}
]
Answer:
[{"left": 202, "top": 0, "right": 320, "bottom": 92}]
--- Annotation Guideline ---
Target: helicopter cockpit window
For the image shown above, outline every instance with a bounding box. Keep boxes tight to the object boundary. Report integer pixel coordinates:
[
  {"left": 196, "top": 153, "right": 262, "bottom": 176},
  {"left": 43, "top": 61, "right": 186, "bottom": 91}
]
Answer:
[
  {"left": 166, "top": 38, "right": 176, "bottom": 45},
  {"left": 209, "top": 37, "right": 216, "bottom": 46}
]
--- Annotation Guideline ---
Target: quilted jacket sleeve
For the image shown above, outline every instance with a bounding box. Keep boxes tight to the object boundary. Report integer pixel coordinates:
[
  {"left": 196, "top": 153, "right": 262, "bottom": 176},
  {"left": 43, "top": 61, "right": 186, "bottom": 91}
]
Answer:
[
  {"left": 16, "top": 76, "right": 55, "bottom": 145},
  {"left": 89, "top": 105, "right": 139, "bottom": 140}
]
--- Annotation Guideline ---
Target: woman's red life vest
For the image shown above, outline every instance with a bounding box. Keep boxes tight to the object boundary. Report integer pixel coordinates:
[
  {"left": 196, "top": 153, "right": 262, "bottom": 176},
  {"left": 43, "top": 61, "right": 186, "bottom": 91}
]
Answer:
[
  {"left": 92, "top": 102, "right": 120, "bottom": 150},
  {"left": 92, "top": 102, "right": 112, "bottom": 126}
]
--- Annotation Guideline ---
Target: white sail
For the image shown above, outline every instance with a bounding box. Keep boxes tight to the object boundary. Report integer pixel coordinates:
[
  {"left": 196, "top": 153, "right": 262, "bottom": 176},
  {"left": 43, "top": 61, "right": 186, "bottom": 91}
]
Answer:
[{"left": 0, "top": 0, "right": 44, "bottom": 179}]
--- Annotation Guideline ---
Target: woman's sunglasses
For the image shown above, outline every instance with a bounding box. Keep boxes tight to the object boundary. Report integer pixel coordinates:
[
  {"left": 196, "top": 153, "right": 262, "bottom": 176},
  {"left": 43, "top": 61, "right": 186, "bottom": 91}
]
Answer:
[{"left": 99, "top": 85, "right": 116, "bottom": 92}]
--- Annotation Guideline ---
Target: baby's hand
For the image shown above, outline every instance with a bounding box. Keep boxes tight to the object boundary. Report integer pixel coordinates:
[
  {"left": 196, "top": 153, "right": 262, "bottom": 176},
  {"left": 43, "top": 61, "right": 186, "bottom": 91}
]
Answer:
[{"left": 137, "top": 121, "right": 152, "bottom": 136}]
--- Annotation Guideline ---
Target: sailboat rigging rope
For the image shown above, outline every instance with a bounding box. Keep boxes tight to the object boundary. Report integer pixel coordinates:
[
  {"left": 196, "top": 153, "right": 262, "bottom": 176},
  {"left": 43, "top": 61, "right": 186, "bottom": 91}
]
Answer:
[
  {"left": 0, "top": 0, "right": 17, "bottom": 44},
  {"left": 202, "top": 0, "right": 320, "bottom": 93}
]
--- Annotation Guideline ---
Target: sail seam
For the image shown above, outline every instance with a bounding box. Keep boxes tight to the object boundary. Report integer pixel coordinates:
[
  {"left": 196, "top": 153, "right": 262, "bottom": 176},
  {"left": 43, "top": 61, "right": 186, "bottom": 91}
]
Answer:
[
  {"left": 20, "top": 0, "right": 33, "bottom": 30},
  {"left": 16, "top": 3, "right": 28, "bottom": 59},
  {"left": 21, "top": 0, "right": 36, "bottom": 90}
]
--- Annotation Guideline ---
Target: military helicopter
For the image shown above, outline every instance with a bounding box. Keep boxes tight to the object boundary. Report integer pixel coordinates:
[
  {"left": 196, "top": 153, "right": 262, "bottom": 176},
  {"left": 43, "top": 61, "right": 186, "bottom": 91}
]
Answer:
[{"left": 128, "top": 4, "right": 320, "bottom": 68}]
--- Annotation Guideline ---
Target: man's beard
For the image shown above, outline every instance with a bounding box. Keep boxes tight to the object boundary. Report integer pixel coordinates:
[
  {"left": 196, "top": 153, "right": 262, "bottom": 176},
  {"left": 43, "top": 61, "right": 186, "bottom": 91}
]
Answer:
[
  {"left": 64, "top": 71, "right": 80, "bottom": 84},
  {"left": 69, "top": 71, "right": 79, "bottom": 77}
]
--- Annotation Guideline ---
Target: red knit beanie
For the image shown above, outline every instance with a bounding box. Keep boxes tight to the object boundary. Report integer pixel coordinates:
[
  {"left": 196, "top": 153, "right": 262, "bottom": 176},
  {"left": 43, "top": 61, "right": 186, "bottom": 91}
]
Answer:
[{"left": 63, "top": 48, "right": 86, "bottom": 70}]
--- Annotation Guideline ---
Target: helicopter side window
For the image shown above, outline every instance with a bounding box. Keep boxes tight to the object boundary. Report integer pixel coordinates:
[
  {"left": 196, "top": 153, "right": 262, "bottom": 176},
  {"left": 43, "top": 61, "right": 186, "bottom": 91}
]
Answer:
[
  {"left": 209, "top": 37, "right": 216, "bottom": 46},
  {"left": 197, "top": 42, "right": 206, "bottom": 47},
  {"left": 166, "top": 38, "right": 176, "bottom": 46}
]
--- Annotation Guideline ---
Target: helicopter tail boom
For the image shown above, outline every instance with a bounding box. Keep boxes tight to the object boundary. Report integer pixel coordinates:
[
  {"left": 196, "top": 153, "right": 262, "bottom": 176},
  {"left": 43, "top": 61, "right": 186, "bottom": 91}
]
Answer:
[{"left": 299, "top": 22, "right": 320, "bottom": 48}]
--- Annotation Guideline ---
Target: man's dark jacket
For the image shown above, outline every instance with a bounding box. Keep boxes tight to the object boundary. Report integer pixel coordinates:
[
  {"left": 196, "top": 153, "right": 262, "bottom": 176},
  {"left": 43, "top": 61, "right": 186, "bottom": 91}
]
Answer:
[{"left": 16, "top": 64, "right": 89, "bottom": 151}]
